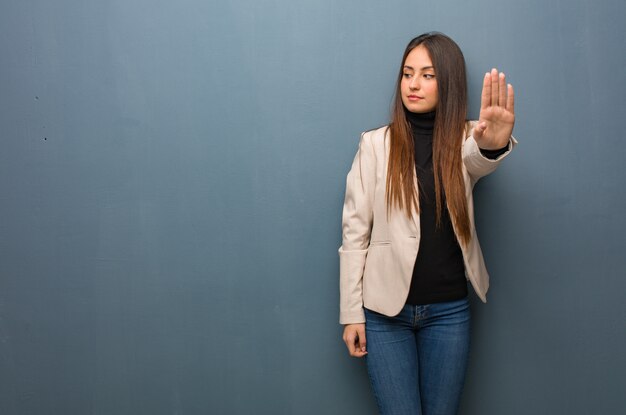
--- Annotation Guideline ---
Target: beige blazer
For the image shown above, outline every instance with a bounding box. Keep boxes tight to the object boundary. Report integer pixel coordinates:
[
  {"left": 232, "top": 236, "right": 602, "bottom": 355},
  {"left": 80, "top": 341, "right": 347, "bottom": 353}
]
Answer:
[{"left": 339, "top": 124, "right": 517, "bottom": 324}]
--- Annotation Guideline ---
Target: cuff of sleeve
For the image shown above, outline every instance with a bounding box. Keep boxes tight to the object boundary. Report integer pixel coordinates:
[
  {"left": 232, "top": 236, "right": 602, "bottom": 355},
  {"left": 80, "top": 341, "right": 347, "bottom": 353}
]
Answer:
[
  {"left": 340, "top": 309, "right": 366, "bottom": 325},
  {"left": 480, "top": 143, "right": 510, "bottom": 159},
  {"left": 473, "top": 136, "right": 517, "bottom": 162}
]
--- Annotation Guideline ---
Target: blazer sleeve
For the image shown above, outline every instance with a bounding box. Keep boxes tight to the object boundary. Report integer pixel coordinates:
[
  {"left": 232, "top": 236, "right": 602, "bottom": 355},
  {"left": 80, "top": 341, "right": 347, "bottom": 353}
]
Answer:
[
  {"left": 463, "top": 121, "right": 518, "bottom": 184},
  {"left": 338, "top": 131, "right": 377, "bottom": 324}
]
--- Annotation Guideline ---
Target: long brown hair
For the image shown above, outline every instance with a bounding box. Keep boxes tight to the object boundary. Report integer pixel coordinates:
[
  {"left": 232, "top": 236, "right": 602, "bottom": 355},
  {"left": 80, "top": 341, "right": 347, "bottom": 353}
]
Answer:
[{"left": 386, "top": 32, "right": 471, "bottom": 245}]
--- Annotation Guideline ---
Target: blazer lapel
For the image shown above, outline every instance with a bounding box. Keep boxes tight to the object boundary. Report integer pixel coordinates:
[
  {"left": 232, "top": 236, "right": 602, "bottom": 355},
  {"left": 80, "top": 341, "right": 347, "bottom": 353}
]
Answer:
[{"left": 411, "top": 173, "right": 420, "bottom": 234}]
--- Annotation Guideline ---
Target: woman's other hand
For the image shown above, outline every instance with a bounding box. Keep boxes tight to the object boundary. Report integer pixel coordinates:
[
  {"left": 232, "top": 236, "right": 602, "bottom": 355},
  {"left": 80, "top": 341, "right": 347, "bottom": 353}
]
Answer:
[
  {"left": 474, "top": 68, "right": 515, "bottom": 150},
  {"left": 343, "top": 324, "right": 368, "bottom": 358}
]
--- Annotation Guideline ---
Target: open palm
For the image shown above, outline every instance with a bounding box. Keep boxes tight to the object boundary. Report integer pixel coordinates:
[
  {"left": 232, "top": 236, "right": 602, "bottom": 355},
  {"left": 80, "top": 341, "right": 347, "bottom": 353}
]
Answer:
[{"left": 474, "top": 68, "right": 515, "bottom": 150}]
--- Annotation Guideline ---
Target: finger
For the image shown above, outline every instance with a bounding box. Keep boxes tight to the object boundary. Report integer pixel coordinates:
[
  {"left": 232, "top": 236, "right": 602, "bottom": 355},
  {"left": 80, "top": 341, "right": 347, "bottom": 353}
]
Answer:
[
  {"left": 498, "top": 72, "right": 506, "bottom": 107},
  {"left": 490, "top": 68, "right": 498, "bottom": 107},
  {"left": 480, "top": 72, "right": 490, "bottom": 110},
  {"left": 506, "top": 83, "right": 515, "bottom": 113},
  {"left": 356, "top": 326, "right": 367, "bottom": 353},
  {"left": 350, "top": 341, "right": 367, "bottom": 357}
]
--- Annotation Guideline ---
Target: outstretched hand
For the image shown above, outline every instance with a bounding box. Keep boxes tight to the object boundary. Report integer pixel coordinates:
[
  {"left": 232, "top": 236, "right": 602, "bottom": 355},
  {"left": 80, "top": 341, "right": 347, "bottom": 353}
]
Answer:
[{"left": 473, "top": 68, "right": 515, "bottom": 150}]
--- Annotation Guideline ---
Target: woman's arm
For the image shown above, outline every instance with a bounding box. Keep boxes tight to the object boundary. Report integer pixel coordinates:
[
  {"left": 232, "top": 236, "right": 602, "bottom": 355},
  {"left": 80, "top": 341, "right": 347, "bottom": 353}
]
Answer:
[
  {"left": 339, "top": 131, "right": 379, "bottom": 358},
  {"left": 339, "top": 131, "right": 377, "bottom": 325}
]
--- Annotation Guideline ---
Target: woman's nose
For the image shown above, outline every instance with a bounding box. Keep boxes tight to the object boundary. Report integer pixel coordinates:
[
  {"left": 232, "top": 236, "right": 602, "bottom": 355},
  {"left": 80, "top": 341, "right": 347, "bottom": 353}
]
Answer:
[{"left": 409, "top": 77, "right": 420, "bottom": 90}]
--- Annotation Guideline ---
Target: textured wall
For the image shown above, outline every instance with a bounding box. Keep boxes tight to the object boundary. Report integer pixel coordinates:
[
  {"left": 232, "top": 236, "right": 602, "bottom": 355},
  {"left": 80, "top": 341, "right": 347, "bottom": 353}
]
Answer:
[{"left": 1, "top": 0, "right": 624, "bottom": 413}]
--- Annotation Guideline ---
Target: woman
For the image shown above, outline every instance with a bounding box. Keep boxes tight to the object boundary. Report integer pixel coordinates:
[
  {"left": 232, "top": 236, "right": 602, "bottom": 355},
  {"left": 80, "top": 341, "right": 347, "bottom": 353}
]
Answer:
[{"left": 339, "top": 32, "right": 516, "bottom": 415}]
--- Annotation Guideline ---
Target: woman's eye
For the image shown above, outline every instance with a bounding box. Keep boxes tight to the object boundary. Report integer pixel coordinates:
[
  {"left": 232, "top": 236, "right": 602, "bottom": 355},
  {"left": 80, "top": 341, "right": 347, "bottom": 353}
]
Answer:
[
  {"left": 403, "top": 73, "right": 412, "bottom": 78},
  {"left": 423, "top": 74, "right": 435, "bottom": 79}
]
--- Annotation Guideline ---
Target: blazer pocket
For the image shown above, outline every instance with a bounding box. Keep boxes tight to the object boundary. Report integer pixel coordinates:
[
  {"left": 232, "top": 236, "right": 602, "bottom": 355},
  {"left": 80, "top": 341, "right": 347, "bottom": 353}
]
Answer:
[{"left": 369, "top": 240, "right": 391, "bottom": 247}]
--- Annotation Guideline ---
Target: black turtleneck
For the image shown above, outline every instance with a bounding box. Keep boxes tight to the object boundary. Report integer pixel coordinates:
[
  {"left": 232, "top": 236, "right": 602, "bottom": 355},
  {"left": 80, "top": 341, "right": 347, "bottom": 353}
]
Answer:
[{"left": 404, "top": 110, "right": 468, "bottom": 305}]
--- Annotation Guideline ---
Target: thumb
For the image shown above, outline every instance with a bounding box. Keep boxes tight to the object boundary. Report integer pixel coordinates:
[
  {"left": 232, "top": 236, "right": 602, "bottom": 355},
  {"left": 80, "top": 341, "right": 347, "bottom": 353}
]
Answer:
[{"left": 474, "top": 121, "right": 486, "bottom": 139}]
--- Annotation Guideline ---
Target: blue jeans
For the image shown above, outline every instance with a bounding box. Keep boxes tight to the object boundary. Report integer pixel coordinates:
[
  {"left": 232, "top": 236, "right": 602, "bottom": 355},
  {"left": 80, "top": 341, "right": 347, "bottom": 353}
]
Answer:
[{"left": 364, "top": 297, "right": 470, "bottom": 415}]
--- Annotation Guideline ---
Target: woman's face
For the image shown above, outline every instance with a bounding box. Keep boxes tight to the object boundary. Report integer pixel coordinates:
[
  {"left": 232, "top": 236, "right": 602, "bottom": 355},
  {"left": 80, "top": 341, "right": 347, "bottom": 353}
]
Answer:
[{"left": 401, "top": 45, "right": 438, "bottom": 113}]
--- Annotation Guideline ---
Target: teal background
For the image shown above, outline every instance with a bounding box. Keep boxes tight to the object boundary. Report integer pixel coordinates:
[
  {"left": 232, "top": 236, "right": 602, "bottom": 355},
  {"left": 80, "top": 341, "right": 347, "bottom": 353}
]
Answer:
[{"left": 1, "top": 0, "right": 625, "bottom": 413}]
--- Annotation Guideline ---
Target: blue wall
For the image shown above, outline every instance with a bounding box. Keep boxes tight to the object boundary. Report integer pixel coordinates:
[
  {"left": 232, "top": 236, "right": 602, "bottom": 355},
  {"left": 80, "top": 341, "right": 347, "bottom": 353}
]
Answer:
[{"left": 1, "top": 0, "right": 624, "bottom": 413}]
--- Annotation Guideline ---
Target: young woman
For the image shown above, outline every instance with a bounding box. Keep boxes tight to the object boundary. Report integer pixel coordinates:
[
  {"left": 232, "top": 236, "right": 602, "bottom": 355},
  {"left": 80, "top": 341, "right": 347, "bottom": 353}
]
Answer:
[{"left": 339, "top": 32, "right": 516, "bottom": 414}]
